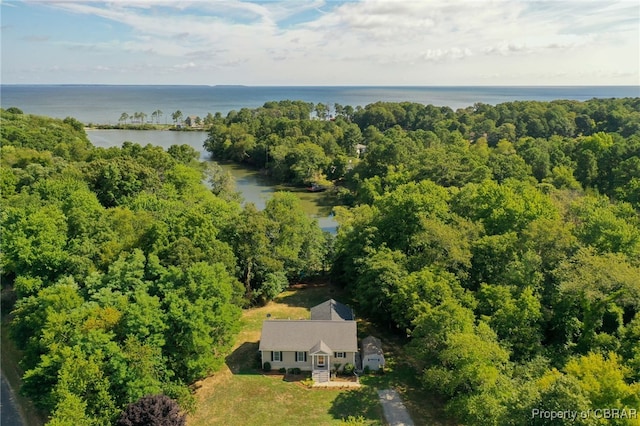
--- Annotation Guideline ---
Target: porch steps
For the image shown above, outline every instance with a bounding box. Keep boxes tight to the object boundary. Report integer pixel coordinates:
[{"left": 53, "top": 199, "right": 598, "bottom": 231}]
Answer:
[{"left": 312, "top": 370, "right": 330, "bottom": 383}]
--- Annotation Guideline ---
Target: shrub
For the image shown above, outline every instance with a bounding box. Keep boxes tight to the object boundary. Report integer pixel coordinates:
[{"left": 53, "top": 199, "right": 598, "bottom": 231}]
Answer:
[
  {"left": 292, "top": 368, "right": 301, "bottom": 375},
  {"left": 300, "top": 378, "right": 314, "bottom": 388},
  {"left": 363, "top": 365, "right": 371, "bottom": 375},
  {"left": 263, "top": 362, "right": 271, "bottom": 372},
  {"left": 117, "top": 395, "right": 185, "bottom": 426},
  {"left": 341, "top": 416, "right": 367, "bottom": 425},
  {"left": 279, "top": 367, "right": 287, "bottom": 373},
  {"left": 343, "top": 363, "right": 355, "bottom": 375}
]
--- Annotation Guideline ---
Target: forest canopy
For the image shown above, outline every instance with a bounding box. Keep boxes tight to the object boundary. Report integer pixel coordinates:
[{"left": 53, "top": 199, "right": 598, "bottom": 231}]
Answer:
[
  {"left": 2, "top": 95, "right": 640, "bottom": 425},
  {"left": 1, "top": 108, "right": 327, "bottom": 424}
]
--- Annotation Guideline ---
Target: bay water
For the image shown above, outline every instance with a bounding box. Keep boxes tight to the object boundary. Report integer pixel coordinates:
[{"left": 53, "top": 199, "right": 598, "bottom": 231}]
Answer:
[
  {"left": 7, "top": 85, "right": 639, "bottom": 232},
  {"left": 2, "top": 85, "right": 637, "bottom": 125}
]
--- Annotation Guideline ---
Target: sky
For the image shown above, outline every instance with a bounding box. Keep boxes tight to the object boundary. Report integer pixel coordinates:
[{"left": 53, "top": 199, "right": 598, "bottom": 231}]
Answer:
[{"left": 1, "top": 0, "right": 639, "bottom": 86}]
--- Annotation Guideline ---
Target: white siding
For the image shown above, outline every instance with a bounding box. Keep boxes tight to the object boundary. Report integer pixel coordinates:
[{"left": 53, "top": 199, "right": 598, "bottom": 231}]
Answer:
[
  {"left": 263, "top": 351, "right": 312, "bottom": 370},
  {"left": 363, "top": 355, "right": 385, "bottom": 371}
]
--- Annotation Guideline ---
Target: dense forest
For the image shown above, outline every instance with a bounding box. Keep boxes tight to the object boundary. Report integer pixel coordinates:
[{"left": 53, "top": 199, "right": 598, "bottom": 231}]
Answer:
[
  {"left": 0, "top": 108, "right": 327, "bottom": 424},
  {"left": 2, "top": 95, "right": 640, "bottom": 425}
]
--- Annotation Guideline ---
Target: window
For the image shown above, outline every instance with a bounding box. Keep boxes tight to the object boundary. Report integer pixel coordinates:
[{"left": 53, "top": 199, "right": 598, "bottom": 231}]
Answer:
[
  {"left": 296, "top": 352, "right": 307, "bottom": 362},
  {"left": 271, "top": 351, "right": 282, "bottom": 362},
  {"left": 334, "top": 352, "right": 346, "bottom": 358},
  {"left": 317, "top": 355, "right": 326, "bottom": 367}
]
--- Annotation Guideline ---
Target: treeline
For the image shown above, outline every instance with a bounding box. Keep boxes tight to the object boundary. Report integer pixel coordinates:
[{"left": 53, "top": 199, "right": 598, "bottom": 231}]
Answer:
[
  {"left": 204, "top": 98, "right": 640, "bottom": 209},
  {"left": 3, "top": 94, "right": 640, "bottom": 425},
  {"left": 203, "top": 96, "right": 640, "bottom": 424},
  {"left": 327, "top": 99, "right": 640, "bottom": 424},
  {"left": 0, "top": 108, "right": 327, "bottom": 424}
]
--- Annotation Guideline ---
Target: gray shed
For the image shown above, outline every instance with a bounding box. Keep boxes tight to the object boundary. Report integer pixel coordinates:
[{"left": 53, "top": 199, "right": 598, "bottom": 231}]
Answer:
[{"left": 361, "top": 336, "right": 385, "bottom": 371}]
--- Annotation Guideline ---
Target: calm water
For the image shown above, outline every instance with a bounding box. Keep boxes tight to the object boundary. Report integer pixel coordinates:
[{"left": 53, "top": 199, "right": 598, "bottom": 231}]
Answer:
[
  {"left": 86, "top": 129, "right": 338, "bottom": 232},
  {"left": 11, "top": 85, "right": 640, "bottom": 232},
  {"left": 3, "top": 85, "right": 638, "bottom": 125}
]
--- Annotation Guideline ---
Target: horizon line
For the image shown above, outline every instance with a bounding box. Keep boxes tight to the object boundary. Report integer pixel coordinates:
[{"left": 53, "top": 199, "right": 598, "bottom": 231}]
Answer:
[{"left": 2, "top": 83, "right": 639, "bottom": 88}]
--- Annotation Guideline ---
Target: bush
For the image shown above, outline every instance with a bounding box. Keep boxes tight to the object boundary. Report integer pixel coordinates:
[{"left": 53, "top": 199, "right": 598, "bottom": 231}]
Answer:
[
  {"left": 6, "top": 107, "right": 23, "bottom": 115},
  {"left": 279, "top": 367, "right": 287, "bottom": 373},
  {"left": 263, "top": 362, "right": 271, "bottom": 372},
  {"left": 363, "top": 365, "right": 370, "bottom": 375},
  {"left": 343, "top": 363, "right": 355, "bottom": 375},
  {"left": 117, "top": 395, "right": 185, "bottom": 426},
  {"left": 292, "top": 368, "right": 301, "bottom": 375},
  {"left": 341, "top": 416, "right": 367, "bottom": 425}
]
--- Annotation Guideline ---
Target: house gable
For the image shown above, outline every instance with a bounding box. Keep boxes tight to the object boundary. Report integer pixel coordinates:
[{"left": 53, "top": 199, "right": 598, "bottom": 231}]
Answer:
[{"left": 309, "top": 340, "right": 332, "bottom": 355}]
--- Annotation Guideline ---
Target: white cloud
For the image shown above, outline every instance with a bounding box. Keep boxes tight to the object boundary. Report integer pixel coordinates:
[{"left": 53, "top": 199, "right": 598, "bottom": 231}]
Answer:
[{"left": 7, "top": 0, "right": 640, "bottom": 84}]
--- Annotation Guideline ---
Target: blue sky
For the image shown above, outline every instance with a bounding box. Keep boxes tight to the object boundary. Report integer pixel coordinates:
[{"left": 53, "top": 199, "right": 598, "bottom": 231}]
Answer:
[{"left": 1, "top": 0, "right": 638, "bottom": 85}]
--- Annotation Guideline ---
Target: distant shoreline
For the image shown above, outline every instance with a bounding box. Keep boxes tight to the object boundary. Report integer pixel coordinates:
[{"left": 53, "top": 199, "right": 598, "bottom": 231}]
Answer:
[
  {"left": 2, "top": 84, "right": 638, "bottom": 88},
  {"left": 4, "top": 85, "right": 638, "bottom": 126},
  {"left": 84, "top": 124, "right": 207, "bottom": 131}
]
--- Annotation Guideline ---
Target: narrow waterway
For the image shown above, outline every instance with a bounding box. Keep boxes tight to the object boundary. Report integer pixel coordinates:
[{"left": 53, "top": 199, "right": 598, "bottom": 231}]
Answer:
[{"left": 86, "top": 129, "right": 338, "bottom": 232}]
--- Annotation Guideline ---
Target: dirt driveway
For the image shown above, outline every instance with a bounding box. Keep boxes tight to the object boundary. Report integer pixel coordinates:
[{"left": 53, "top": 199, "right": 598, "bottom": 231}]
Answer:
[{"left": 378, "top": 389, "right": 414, "bottom": 426}]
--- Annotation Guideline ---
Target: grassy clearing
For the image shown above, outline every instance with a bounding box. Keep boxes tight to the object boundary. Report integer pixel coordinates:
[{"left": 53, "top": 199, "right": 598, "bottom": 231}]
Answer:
[
  {"left": 188, "top": 281, "right": 452, "bottom": 426},
  {"left": 188, "top": 282, "right": 383, "bottom": 425}
]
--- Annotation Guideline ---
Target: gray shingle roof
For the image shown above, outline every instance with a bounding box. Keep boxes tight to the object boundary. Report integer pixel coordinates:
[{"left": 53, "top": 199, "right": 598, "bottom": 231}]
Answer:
[
  {"left": 361, "top": 336, "right": 383, "bottom": 357},
  {"left": 259, "top": 320, "right": 357, "bottom": 352},
  {"left": 310, "top": 299, "right": 355, "bottom": 321}
]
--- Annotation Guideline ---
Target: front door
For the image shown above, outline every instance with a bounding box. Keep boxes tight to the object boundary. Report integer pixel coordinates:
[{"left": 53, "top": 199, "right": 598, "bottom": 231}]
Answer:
[{"left": 317, "top": 355, "right": 326, "bottom": 368}]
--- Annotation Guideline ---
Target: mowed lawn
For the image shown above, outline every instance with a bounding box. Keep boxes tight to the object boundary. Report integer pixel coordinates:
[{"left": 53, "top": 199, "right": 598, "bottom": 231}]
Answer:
[{"left": 187, "top": 282, "right": 451, "bottom": 426}]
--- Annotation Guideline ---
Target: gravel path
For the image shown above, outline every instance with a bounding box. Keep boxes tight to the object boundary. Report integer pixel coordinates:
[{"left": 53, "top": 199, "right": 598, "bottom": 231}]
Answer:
[
  {"left": 1, "top": 373, "right": 24, "bottom": 426},
  {"left": 378, "top": 389, "right": 414, "bottom": 426}
]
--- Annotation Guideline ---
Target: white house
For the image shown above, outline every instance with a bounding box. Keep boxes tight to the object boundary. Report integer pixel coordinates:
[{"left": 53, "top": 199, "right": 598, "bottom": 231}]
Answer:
[{"left": 259, "top": 299, "right": 357, "bottom": 383}]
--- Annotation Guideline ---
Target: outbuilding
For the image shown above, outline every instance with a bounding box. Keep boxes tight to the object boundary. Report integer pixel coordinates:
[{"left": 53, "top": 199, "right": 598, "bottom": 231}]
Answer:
[{"left": 361, "top": 335, "right": 385, "bottom": 371}]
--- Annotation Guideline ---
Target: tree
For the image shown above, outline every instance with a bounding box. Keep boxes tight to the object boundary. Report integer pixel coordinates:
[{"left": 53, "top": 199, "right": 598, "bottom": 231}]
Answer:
[
  {"left": 353, "top": 246, "right": 408, "bottom": 325},
  {"left": 119, "top": 112, "right": 129, "bottom": 125},
  {"left": 117, "top": 395, "right": 185, "bottom": 426},
  {"left": 167, "top": 144, "right": 199, "bottom": 164},
  {"left": 422, "top": 323, "right": 512, "bottom": 425},
  {"left": 530, "top": 371, "right": 594, "bottom": 426},
  {"left": 160, "top": 262, "right": 241, "bottom": 382},
  {"left": 229, "top": 203, "right": 280, "bottom": 300},
  {"left": 477, "top": 285, "right": 543, "bottom": 360},
  {"left": 6, "top": 106, "right": 24, "bottom": 114},
  {"left": 171, "top": 110, "right": 183, "bottom": 125},
  {"left": 554, "top": 248, "right": 640, "bottom": 352},
  {"left": 315, "top": 103, "right": 329, "bottom": 120},
  {"left": 151, "top": 109, "right": 163, "bottom": 124},
  {"left": 565, "top": 352, "right": 640, "bottom": 410},
  {"left": 1, "top": 204, "right": 69, "bottom": 281},
  {"left": 84, "top": 157, "right": 161, "bottom": 207},
  {"left": 264, "top": 192, "right": 326, "bottom": 279}
]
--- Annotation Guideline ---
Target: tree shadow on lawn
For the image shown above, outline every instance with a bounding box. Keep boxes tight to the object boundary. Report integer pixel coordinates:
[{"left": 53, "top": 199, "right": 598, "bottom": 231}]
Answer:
[
  {"left": 275, "top": 279, "right": 347, "bottom": 309},
  {"left": 328, "top": 387, "right": 384, "bottom": 425},
  {"left": 225, "top": 341, "right": 260, "bottom": 374}
]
